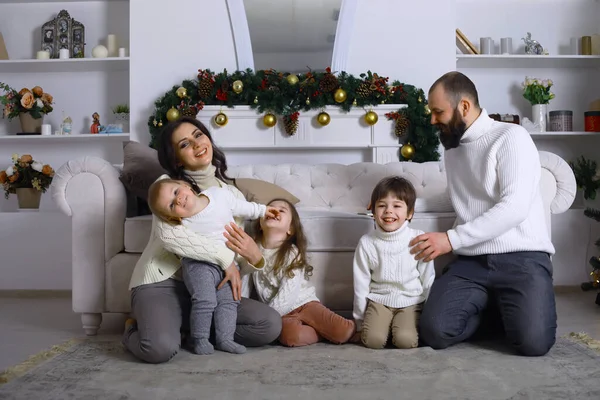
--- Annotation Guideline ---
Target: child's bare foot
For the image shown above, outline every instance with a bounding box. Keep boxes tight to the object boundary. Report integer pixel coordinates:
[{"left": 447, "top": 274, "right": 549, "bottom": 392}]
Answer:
[{"left": 349, "top": 330, "right": 362, "bottom": 344}]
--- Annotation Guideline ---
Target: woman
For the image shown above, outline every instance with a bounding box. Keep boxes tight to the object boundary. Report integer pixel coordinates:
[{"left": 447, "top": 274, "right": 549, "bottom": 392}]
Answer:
[{"left": 123, "top": 116, "right": 282, "bottom": 363}]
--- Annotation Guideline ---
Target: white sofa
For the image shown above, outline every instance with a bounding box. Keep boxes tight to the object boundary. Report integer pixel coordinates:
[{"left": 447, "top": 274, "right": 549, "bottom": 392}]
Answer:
[{"left": 51, "top": 151, "right": 576, "bottom": 335}]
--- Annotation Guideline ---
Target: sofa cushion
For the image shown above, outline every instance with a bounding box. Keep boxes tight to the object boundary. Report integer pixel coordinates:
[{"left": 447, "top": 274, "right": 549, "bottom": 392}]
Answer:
[{"left": 233, "top": 178, "right": 300, "bottom": 205}]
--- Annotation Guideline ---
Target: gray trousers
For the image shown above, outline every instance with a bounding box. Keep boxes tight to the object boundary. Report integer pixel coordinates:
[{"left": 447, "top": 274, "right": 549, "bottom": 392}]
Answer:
[
  {"left": 123, "top": 275, "right": 282, "bottom": 364},
  {"left": 180, "top": 258, "right": 237, "bottom": 344}
]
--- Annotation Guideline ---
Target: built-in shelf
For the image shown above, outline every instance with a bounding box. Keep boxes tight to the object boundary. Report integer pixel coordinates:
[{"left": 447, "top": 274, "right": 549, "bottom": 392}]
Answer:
[
  {"left": 0, "top": 133, "right": 130, "bottom": 142},
  {"left": 456, "top": 55, "right": 600, "bottom": 69},
  {"left": 529, "top": 131, "right": 600, "bottom": 138},
  {"left": 0, "top": 58, "right": 129, "bottom": 73},
  {"left": 0, "top": 0, "right": 127, "bottom": 3}
]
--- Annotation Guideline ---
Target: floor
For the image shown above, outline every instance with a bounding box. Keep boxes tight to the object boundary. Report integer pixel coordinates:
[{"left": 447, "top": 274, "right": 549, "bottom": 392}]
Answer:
[{"left": 0, "top": 289, "right": 599, "bottom": 372}]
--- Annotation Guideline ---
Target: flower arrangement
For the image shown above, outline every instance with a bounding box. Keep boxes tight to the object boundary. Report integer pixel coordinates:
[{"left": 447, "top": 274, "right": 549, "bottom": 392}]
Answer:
[
  {"left": 0, "top": 154, "right": 55, "bottom": 199},
  {"left": 522, "top": 77, "right": 555, "bottom": 106},
  {"left": 0, "top": 82, "right": 54, "bottom": 120}
]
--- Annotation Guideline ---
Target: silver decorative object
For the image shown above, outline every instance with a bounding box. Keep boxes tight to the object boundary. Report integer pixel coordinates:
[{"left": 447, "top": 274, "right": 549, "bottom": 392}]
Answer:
[
  {"left": 41, "top": 10, "right": 85, "bottom": 59},
  {"left": 522, "top": 32, "right": 545, "bottom": 55}
]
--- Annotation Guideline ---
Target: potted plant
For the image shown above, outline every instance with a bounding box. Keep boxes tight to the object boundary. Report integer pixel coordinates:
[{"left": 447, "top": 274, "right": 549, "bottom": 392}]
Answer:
[
  {"left": 522, "top": 77, "right": 555, "bottom": 132},
  {"left": 112, "top": 103, "right": 130, "bottom": 130},
  {"left": 0, "top": 154, "right": 55, "bottom": 209},
  {"left": 0, "top": 82, "right": 54, "bottom": 134}
]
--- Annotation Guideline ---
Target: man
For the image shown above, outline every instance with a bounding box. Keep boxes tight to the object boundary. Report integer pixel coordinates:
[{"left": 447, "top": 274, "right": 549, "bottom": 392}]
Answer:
[{"left": 409, "top": 71, "right": 556, "bottom": 357}]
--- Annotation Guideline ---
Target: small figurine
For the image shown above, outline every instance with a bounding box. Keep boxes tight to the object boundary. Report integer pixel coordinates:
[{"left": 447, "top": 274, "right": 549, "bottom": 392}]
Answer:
[
  {"left": 522, "top": 32, "right": 546, "bottom": 55},
  {"left": 90, "top": 112, "right": 101, "bottom": 134},
  {"left": 61, "top": 114, "right": 72, "bottom": 135}
]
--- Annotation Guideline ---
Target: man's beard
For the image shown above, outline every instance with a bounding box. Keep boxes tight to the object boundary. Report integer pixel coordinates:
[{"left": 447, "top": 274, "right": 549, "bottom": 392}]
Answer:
[{"left": 437, "top": 109, "right": 467, "bottom": 150}]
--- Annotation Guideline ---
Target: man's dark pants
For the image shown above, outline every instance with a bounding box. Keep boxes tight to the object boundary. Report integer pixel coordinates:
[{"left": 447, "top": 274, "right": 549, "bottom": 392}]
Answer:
[{"left": 419, "top": 251, "right": 556, "bottom": 356}]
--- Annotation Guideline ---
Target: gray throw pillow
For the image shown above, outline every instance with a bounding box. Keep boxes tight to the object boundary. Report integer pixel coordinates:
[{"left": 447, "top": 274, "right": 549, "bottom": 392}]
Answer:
[{"left": 119, "top": 141, "right": 167, "bottom": 200}]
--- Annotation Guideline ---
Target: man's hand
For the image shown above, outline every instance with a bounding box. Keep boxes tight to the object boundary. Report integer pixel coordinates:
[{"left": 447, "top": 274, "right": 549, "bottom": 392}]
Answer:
[
  {"left": 409, "top": 232, "right": 452, "bottom": 262},
  {"left": 218, "top": 262, "right": 242, "bottom": 301},
  {"left": 264, "top": 207, "right": 280, "bottom": 220}
]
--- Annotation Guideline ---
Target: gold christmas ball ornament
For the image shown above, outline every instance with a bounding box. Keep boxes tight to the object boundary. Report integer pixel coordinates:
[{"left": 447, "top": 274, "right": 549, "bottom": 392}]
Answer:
[
  {"left": 352, "top": 99, "right": 358, "bottom": 106},
  {"left": 253, "top": 96, "right": 259, "bottom": 104},
  {"left": 401, "top": 143, "right": 416, "bottom": 159},
  {"left": 305, "top": 98, "right": 311, "bottom": 106},
  {"left": 176, "top": 86, "right": 188, "bottom": 98},
  {"left": 317, "top": 111, "right": 331, "bottom": 126},
  {"left": 364, "top": 110, "right": 378, "bottom": 126},
  {"left": 166, "top": 107, "right": 180, "bottom": 122},
  {"left": 424, "top": 104, "right": 431, "bottom": 115},
  {"left": 232, "top": 80, "right": 244, "bottom": 94},
  {"left": 263, "top": 113, "right": 277, "bottom": 127},
  {"left": 286, "top": 74, "right": 299, "bottom": 85},
  {"left": 334, "top": 88, "right": 347, "bottom": 103},
  {"left": 158, "top": 120, "right": 163, "bottom": 127},
  {"left": 418, "top": 96, "right": 423, "bottom": 103},
  {"left": 214, "top": 112, "right": 228, "bottom": 126}
]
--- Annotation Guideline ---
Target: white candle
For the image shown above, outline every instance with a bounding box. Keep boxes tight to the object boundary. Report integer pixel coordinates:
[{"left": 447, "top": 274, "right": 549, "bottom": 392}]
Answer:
[
  {"left": 59, "top": 48, "right": 69, "bottom": 59},
  {"left": 118, "top": 47, "right": 126, "bottom": 57},
  {"left": 36, "top": 50, "right": 50, "bottom": 60},
  {"left": 107, "top": 34, "right": 117, "bottom": 57}
]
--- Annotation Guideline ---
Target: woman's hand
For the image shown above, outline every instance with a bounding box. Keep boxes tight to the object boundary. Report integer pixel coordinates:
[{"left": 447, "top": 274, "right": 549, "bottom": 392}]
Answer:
[
  {"left": 217, "top": 262, "right": 242, "bottom": 301},
  {"left": 223, "top": 222, "right": 263, "bottom": 265}
]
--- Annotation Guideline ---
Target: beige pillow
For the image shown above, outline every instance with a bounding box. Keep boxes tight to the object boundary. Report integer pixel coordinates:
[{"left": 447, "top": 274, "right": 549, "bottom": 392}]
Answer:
[{"left": 234, "top": 178, "right": 300, "bottom": 205}]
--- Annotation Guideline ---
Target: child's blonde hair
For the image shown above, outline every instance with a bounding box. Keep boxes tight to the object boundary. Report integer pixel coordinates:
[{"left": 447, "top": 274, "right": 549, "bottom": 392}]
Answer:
[
  {"left": 252, "top": 198, "right": 313, "bottom": 280},
  {"left": 147, "top": 178, "right": 194, "bottom": 224}
]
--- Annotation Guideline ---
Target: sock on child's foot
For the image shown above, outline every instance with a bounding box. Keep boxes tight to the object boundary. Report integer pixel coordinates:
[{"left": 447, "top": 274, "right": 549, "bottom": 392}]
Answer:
[
  {"left": 192, "top": 338, "right": 214, "bottom": 355},
  {"left": 216, "top": 340, "right": 246, "bottom": 354}
]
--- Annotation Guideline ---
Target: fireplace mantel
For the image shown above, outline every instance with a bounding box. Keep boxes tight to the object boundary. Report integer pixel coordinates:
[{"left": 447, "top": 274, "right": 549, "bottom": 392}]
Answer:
[{"left": 197, "top": 105, "right": 407, "bottom": 164}]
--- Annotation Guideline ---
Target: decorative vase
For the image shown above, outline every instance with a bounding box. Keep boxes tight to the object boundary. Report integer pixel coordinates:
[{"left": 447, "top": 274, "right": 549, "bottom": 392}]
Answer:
[
  {"left": 532, "top": 104, "right": 548, "bottom": 132},
  {"left": 114, "top": 112, "right": 130, "bottom": 131},
  {"left": 15, "top": 188, "right": 42, "bottom": 209},
  {"left": 18, "top": 112, "right": 43, "bottom": 134}
]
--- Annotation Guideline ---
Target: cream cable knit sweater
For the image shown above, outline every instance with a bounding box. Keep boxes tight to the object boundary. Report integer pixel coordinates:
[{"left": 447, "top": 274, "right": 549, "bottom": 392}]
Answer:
[
  {"left": 353, "top": 221, "right": 435, "bottom": 330},
  {"left": 128, "top": 166, "right": 248, "bottom": 290},
  {"left": 444, "top": 109, "right": 555, "bottom": 256},
  {"left": 251, "top": 245, "right": 319, "bottom": 316}
]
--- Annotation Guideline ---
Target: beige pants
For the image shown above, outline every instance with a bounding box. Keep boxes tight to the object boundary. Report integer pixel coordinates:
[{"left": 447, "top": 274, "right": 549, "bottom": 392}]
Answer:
[{"left": 361, "top": 300, "right": 422, "bottom": 349}]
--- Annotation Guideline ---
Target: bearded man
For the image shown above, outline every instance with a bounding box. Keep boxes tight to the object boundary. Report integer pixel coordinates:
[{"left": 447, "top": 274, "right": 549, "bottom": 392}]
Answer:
[{"left": 409, "top": 71, "right": 556, "bottom": 357}]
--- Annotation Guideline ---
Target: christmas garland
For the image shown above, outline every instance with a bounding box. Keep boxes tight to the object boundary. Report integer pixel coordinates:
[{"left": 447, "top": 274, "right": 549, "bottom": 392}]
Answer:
[{"left": 148, "top": 68, "right": 440, "bottom": 162}]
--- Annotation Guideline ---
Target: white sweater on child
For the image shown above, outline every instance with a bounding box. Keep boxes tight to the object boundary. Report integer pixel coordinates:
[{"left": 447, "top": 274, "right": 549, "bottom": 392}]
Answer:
[
  {"left": 353, "top": 221, "right": 435, "bottom": 330},
  {"left": 252, "top": 245, "right": 319, "bottom": 316},
  {"left": 182, "top": 186, "right": 266, "bottom": 241}
]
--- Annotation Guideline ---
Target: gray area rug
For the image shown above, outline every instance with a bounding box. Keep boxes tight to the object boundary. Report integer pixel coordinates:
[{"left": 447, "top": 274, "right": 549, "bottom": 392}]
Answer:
[{"left": 1, "top": 337, "right": 600, "bottom": 400}]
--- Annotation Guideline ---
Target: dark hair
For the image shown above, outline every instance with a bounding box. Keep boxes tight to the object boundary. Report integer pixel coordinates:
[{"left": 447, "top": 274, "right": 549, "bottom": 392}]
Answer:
[
  {"left": 156, "top": 116, "right": 232, "bottom": 193},
  {"left": 429, "top": 71, "right": 480, "bottom": 109},
  {"left": 252, "top": 198, "right": 313, "bottom": 280},
  {"left": 369, "top": 176, "right": 417, "bottom": 219}
]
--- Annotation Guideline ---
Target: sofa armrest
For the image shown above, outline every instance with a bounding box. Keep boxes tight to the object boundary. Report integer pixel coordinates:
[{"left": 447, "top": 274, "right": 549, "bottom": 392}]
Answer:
[
  {"left": 51, "top": 156, "right": 127, "bottom": 313},
  {"left": 539, "top": 151, "right": 576, "bottom": 214}
]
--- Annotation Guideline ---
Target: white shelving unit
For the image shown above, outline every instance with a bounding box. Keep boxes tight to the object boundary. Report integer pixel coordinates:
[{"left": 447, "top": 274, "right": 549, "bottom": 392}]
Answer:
[
  {"left": 528, "top": 131, "right": 600, "bottom": 138},
  {"left": 0, "top": 133, "right": 130, "bottom": 142},
  {"left": 0, "top": 58, "right": 129, "bottom": 73},
  {"left": 456, "top": 55, "right": 600, "bottom": 69}
]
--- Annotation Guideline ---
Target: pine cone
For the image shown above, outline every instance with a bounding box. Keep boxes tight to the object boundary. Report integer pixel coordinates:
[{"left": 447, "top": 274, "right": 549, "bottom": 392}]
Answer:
[
  {"left": 198, "top": 79, "right": 213, "bottom": 98},
  {"left": 394, "top": 115, "right": 410, "bottom": 137},
  {"left": 284, "top": 115, "right": 299, "bottom": 136},
  {"left": 182, "top": 107, "right": 197, "bottom": 117},
  {"left": 319, "top": 73, "right": 339, "bottom": 93},
  {"left": 356, "top": 82, "right": 372, "bottom": 98}
]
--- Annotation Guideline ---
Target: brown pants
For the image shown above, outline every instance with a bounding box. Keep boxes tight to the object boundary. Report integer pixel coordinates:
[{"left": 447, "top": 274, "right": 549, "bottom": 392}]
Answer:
[
  {"left": 279, "top": 301, "right": 356, "bottom": 347},
  {"left": 361, "top": 300, "right": 422, "bottom": 349}
]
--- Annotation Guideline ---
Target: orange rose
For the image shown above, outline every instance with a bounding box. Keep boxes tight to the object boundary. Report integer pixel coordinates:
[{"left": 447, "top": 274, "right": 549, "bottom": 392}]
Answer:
[
  {"left": 18, "top": 88, "right": 31, "bottom": 97},
  {"left": 0, "top": 171, "right": 6, "bottom": 184},
  {"left": 20, "top": 92, "right": 34, "bottom": 109},
  {"left": 32, "top": 86, "right": 43, "bottom": 97},
  {"left": 19, "top": 154, "right": 33, "bottom": 163},
  {"left": 41, "top": 93, "right": 53, "bottom": 104},
  {"left": 8, "top": 171, "right": 19, "bottom": 183},
  {"left": 42, "top": 165, "right": 54, "bottom": 177}
]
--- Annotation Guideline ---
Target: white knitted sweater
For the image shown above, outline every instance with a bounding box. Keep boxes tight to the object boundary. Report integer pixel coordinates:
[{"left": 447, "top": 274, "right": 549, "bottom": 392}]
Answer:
[
  {"left": 251, "top": 245, "right": 319, "bottom": 316},
  {"left": 444, "top": 109, "right": 555, "bottom": 256},
  {"left": 352, "top": 221, "right": 435, "bottom": 330},
  {"left": 128, "top": 167, "right": 249, "bottom": 290}
]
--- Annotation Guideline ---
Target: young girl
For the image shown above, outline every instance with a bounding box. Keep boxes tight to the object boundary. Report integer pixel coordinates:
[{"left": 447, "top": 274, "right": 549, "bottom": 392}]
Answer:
[
  {"left": 147, "top": 178, "right": 278, "bottom": 355},
  {"left": 353, "top": 176, "right": 435, "bottom": 349},
  {"left": 249, "top": 198, "right": 356, "bottom": 347}
]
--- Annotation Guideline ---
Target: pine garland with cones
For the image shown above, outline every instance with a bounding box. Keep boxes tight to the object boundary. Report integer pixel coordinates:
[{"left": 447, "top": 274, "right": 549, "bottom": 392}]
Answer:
[{"left": 149, "top": 67, "right": 439, "bottom": 162}]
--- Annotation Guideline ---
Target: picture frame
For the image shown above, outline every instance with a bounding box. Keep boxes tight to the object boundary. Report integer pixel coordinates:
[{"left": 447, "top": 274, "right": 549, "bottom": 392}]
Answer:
[
  {"left": 456, "top": 29, "right": 478, "bottom": 55},
  {"left": 40, "top": 10, "right": 85, "bottom": 59}
]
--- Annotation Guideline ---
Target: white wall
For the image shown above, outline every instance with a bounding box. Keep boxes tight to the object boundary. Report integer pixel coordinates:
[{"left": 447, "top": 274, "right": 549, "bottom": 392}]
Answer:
[{"left": 129, "top": 0, "right": 238, "bottom": 145}]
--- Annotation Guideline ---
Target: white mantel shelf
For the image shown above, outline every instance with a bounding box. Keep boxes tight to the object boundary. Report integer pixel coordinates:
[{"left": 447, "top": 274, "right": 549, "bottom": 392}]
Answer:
[
  {"left": 0, "top": 58, "right": 130, "bottom": 73},
  {"left": 456, "top": 55, "right": 600, "bottom": 68},
  {"left": 529, "top": 131, "right": 600, "bottom": 138},
  {"left": 0, "top": 133, "right": 130, "bottom": 142}
]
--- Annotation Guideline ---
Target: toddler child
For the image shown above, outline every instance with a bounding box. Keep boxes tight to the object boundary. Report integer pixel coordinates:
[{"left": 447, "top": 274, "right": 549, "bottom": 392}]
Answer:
[
  {"left": 353, "top": 176, "right": 435, "bottom": 349},
  {"left": 148, "top": 178, "right": 278, "bottom": 355},
  {"left": 249, "top": 198, "right": 356, "bottom": 347}
]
